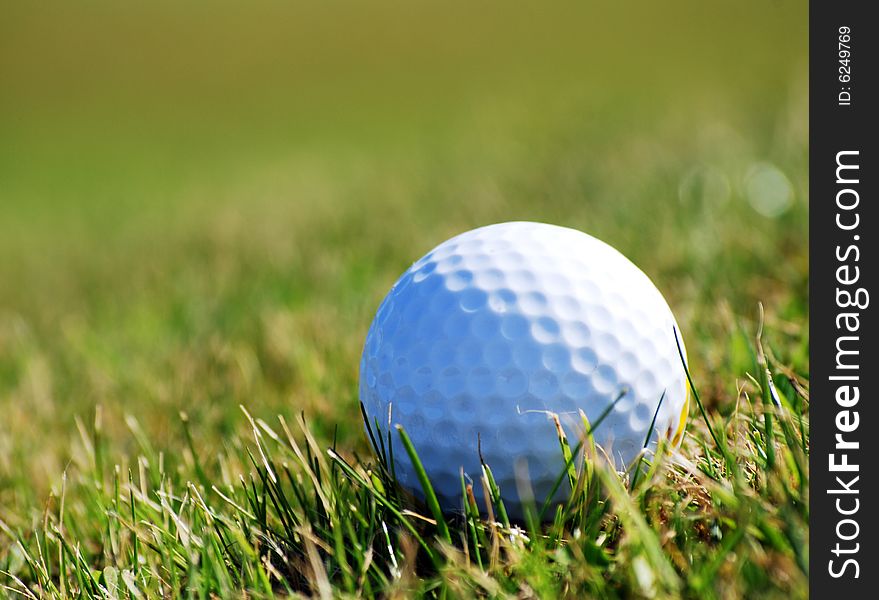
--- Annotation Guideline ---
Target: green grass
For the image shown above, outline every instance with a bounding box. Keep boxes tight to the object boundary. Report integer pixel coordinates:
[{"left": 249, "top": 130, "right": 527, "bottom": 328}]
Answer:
[
  {"left": 0, "top": 357, "right": 809, "bottom": 598},
  {"left": 1, "top": 1, "right": 807, "bottom": 597}
]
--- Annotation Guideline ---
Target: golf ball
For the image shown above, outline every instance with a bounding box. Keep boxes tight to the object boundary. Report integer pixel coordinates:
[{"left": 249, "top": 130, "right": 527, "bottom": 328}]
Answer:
[{"left": 360, "top": 222, "right": 688, "bottom": 518}]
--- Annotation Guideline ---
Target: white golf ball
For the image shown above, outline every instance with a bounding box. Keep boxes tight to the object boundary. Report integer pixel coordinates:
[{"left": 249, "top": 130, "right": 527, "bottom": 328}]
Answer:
[{"left": 360, "top": 222, "right": 689, "bottom": 518}]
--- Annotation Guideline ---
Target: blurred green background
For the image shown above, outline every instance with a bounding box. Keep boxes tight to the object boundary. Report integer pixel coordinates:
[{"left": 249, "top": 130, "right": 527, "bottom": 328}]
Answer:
[{"left": 1, "top": 1, "right": 806, "bottom": 508}]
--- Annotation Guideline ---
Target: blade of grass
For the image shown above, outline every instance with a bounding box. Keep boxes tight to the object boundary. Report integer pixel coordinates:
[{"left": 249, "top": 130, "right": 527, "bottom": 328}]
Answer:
[
  {"left": 630, "top": 390, "right": 666, "bottom": 491},
  {"left": 394, "top": 425, "right": 451, "bottom": 545}
]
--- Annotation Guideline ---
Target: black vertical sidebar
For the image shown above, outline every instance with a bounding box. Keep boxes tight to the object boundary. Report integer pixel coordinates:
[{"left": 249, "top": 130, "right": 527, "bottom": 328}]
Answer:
[{"left": 810, "top": 1, "right": 877, "bottom": 596}]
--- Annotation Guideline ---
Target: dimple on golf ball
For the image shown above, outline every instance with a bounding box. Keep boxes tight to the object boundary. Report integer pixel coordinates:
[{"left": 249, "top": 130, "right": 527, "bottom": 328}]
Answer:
[{"left": 359, "top": 222, "right": 689, "bottom": 518}]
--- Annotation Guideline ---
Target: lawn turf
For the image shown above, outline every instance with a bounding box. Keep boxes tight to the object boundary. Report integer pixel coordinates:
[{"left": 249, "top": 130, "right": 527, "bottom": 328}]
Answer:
[{"left": 1, "top": 2, "right": 807, "bottom": 598}]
